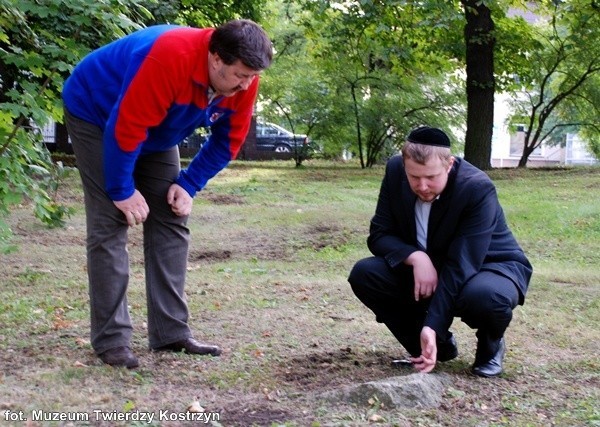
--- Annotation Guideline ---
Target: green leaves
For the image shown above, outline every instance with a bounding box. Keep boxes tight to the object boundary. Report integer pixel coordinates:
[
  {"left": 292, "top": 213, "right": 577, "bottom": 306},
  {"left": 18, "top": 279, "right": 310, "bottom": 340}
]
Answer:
[
  {"left": 0, "top": 0, "right": 151, "bottom": 251},
  {"left": 261, "top": 0, "right": 466, "bottom": 167}
]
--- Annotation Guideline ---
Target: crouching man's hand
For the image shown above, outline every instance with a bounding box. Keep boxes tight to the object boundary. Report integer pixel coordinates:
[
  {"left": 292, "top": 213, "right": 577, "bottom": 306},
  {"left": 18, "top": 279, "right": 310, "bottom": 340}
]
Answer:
[{"left": 410, "top": 326, "right": 437, "bottom": 373}]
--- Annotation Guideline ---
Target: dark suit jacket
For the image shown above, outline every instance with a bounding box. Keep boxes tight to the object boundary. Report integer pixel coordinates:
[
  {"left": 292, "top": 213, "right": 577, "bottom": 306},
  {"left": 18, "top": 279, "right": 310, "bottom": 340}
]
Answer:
[{"left": 368, "top": 156, "right": 533, "bottom": 335}]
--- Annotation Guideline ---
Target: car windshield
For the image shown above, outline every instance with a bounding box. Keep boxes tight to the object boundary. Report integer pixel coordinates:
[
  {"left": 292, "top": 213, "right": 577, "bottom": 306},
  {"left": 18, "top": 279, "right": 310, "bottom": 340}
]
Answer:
[{"left": 258, "top": 123, "right": 294, "bottom": 137}]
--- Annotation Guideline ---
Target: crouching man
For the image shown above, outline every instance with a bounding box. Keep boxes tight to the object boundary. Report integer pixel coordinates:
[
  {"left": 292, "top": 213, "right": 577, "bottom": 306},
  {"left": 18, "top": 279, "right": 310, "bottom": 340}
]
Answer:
[{"left": 348, "top": 126, "right": 532, "bottom": 377}]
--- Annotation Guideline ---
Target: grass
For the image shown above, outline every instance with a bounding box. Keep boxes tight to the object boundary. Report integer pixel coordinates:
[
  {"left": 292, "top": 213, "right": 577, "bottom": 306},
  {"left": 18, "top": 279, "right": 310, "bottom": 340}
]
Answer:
[{"left": 0, "top": 160, "right": 599, "bottom": 426}]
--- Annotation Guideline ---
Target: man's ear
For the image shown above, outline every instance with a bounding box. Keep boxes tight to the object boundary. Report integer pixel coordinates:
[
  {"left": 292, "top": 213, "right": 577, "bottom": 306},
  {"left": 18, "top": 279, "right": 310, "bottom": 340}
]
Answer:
[
  {"left": 208, "top": 51, "right": 222, "bottom": 69},
  {"left": 447, "top": 156, "right": 455, "bottom": 172}
]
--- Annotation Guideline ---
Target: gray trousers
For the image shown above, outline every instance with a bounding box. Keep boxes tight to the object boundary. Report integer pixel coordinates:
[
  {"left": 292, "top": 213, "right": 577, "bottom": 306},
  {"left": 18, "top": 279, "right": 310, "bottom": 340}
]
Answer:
[{"left": 65, "top": 109, "right": 192, "bottom": 354}]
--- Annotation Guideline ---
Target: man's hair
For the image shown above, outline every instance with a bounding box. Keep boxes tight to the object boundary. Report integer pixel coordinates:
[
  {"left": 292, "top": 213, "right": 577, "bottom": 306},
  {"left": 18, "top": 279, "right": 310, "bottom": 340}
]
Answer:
[
  {"left": 209, "top": 19, "right": 273, "bottom": 70},
  {"left": 401, "top": 141, "right": 453, "bottom": 167}
]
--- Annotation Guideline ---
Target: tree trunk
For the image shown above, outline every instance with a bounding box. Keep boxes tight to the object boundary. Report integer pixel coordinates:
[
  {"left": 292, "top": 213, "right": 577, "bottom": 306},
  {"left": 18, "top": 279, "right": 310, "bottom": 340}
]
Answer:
[
  {"left": 350, "top": 84, "right": 365, "bottom": 169},
  {"left": 518, "top": 137, "right": 536, "bottom": 167},
  {"left": 461, "top": 0, "right": 496, "bottom": 170}
]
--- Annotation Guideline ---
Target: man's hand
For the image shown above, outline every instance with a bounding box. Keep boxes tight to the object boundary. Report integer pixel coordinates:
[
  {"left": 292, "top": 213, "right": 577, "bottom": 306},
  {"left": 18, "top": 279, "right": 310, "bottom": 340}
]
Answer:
[
  {"left": 405, "top": 251, "right": 438, "bottom": 301},
  {"left": 167, "top": 183, "right": 193, "bottom": 216},
  {"left": 113, "top": 189, "right": 150, "bottom": 226},
  {"left": 410, "top": 326, "right": 437, "bottom": 373}
]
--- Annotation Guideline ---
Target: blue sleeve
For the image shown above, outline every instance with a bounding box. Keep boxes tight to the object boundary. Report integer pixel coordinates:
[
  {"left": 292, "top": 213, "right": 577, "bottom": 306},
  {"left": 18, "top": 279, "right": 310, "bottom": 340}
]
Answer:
[
  {"left": 175, "top": 132, "right": 231, "bottom": 197},
  {"left": 103, "top": 112, "right": 142, "bottom": 201}
]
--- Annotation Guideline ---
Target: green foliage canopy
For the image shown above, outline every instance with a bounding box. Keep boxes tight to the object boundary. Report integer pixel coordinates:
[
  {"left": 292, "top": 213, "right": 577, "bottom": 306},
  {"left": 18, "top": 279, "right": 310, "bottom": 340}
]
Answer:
[
  {"left": 260, "top": 0, "right": 466, "bottom": 167},
  {"left": 0, "top": 0, "right": 151, "bottom": 252},
  {"left": 142, "top": 0, "right": 265, "bottom": 27}
]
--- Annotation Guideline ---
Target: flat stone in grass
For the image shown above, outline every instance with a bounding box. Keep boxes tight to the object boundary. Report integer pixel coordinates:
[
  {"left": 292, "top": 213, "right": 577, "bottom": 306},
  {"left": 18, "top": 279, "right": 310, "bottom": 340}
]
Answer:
[{"left": 320, "top": 373, "right": 451, "bottom": 409}]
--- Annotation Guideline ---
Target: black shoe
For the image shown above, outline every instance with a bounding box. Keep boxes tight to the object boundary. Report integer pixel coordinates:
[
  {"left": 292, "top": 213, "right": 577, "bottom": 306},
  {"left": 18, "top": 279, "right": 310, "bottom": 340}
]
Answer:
[
  {"left": 98, "top": 346, "right": 139, "bottom": 369},
  {"left": 472, "top": 337, "right": 505, "bottom": 377},
  {"left": 155, "top": 338, "right": 222, "bottom": 356},
  {"left": 437, "top": 333, "right": 459, "bottom": 362}
]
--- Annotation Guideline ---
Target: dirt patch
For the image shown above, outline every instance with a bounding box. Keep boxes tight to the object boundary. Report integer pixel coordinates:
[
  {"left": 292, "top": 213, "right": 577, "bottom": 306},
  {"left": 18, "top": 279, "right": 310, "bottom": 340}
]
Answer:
[
  {"left": 305, "top": 224, "right": 352, "bottom": 251},
  {"left": 212, "top": 348, "right": 409, "bottom": 426},
  {"left": 189, "top": 249, "right": 233, "bottom": 262},
  {"left": 187, "top": 223, "right": 354, "bottom": 263},
  {"left": 199, "top": 191, "right": 245, "bottom": 205},
  {"left": 218, "top": 404, "right": 294, "bottom": 427},
  {"left": 279, "top": 347, "right": 407, "bottom": 389}
]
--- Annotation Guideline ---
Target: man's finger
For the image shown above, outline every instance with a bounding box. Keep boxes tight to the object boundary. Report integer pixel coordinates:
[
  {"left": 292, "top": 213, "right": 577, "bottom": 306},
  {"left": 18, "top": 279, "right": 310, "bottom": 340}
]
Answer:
[
  {"left": 124, "top": 211, "right": 135, "bottom": 226},
  {"left": 135, "top": 211, "right": 147, "bottom": 224}
]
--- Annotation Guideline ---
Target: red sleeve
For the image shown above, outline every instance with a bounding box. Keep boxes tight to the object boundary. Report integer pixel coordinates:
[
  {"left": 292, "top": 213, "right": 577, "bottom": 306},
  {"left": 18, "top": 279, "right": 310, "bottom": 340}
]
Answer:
[{"left": 222, "top": 78, "right": 259, "bottom": 158}]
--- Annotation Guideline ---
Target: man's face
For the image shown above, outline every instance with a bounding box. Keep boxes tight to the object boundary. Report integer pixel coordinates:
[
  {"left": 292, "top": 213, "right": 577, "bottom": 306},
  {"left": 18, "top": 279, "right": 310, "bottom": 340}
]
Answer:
[
  {"left": 404, "top": 155, "right": 454, "bottom": 202},
  {"left": 208, "top": 52, "right": 261, "bottom": 97}
]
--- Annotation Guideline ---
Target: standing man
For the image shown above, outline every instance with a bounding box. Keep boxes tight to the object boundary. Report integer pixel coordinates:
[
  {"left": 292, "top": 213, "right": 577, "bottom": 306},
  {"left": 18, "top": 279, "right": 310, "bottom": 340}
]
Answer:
[
  {"left": 63, "top": 20, "right": 273, "bottom": 368},
  {"left": 348, "top": 126, "right": 532, "bottom": 377}
]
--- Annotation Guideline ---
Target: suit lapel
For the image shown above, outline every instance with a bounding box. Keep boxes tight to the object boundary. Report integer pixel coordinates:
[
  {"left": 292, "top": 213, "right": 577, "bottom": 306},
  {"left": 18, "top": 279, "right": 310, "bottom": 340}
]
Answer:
[
  {"left": 427, "top": 160, "right": 458, "bottom": 244},
  {"left": 400, "top": 179, "right": 418, "bottom": 243},
  {"left": 428, "top": 196, "right": 450, "bottom": 243}
]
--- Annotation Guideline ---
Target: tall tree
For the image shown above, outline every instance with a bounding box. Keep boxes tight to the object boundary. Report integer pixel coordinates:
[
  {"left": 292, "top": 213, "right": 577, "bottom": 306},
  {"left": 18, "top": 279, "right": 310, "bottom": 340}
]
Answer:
[{"left": 460, "top": 0, "right": 496, "bottom": 170}]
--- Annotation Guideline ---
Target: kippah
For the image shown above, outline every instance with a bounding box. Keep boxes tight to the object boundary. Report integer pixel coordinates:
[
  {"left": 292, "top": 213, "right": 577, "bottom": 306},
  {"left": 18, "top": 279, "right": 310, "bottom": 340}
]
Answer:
[{"left": 406, "top": 126, "right": 451, "bottom": 148}]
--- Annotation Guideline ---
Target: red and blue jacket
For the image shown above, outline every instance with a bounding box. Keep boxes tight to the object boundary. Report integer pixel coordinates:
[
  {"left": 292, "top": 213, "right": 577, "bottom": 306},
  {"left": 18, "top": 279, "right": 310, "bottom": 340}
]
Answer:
[{"left": 63, "top": 25, "right": 259, "bottom": 201}]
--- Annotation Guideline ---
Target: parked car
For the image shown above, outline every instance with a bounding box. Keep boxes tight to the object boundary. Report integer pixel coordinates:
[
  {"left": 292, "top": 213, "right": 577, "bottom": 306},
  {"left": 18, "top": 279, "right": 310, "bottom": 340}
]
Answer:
[
  {"left": 255, "top": 122, "right": 311, "bottom": 153},
  {"left": 180, "top": 132, "right": 208, "bottom": 149}
]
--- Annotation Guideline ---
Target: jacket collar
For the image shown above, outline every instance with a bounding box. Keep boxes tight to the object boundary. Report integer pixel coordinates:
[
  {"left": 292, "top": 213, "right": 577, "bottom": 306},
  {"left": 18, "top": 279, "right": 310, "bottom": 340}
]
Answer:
[{"left": 191, "top": 28, "right": 214, "bottom": 92}]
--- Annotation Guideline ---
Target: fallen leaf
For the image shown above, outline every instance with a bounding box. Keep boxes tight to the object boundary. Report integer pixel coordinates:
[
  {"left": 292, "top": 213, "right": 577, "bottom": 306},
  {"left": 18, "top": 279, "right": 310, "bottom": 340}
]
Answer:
[
  {"left": 368, "top": 413, "right": 385, "bottom": 422},
  {"left": 75, "top": 337, "right": 90, "bottom": 347},
  {"left": 187, "top": 401, "right": 204, "bottom": 413}
]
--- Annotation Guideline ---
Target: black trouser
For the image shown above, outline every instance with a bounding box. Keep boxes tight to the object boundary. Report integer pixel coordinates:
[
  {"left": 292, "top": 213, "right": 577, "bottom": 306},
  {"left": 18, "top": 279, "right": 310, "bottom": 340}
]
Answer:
[{"left": 348, "top": 256, "right": 520, "bottom": 357}]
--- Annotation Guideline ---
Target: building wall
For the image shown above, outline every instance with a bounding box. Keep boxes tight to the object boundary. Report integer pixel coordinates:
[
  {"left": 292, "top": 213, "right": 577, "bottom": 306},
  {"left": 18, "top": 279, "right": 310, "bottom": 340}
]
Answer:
[{"left": 491, "top": 93, "right": 597, "bottom": 167}]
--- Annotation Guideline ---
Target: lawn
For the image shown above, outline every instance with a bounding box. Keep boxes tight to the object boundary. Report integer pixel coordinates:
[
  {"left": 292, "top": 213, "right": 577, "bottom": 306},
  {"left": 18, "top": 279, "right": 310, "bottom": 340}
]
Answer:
[{"left": 0, "top": 160, "right": 598, "bottom": 426}]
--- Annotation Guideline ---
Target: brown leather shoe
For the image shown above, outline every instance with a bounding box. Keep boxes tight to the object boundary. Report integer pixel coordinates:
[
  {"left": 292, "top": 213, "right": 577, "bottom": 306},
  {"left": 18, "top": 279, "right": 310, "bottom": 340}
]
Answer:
[
  {"left": 98, "top": 346, "right": 139, "bottom": 369},
  {"left": 155, "top": 338, "right": 222, "bottom": 356}
]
